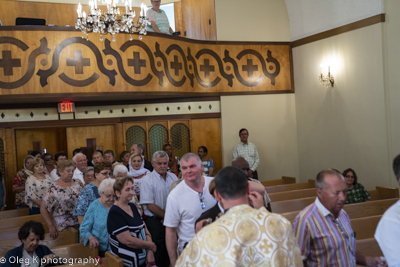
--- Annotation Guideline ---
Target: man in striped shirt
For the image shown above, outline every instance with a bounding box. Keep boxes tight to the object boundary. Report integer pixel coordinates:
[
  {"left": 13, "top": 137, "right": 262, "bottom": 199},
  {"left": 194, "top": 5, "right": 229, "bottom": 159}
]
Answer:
[{"left": 293, "top": 169, "right": 386, "bottom": 267}]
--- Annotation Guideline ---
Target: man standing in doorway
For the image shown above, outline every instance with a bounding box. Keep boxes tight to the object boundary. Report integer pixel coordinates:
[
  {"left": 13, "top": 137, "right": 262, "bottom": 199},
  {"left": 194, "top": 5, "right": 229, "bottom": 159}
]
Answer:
[
  {"left": 140, "top": 151, "right": 178, "bottom": 267},
  {"left": 233, "top": 128, "right": 260, "bottom": 180}
]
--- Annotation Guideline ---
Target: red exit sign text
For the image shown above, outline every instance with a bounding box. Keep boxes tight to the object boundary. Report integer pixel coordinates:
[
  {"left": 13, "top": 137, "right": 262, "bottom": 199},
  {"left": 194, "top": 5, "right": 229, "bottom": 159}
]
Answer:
[{"left": 58, "top": 102, "right": 75, "bottom": 113}]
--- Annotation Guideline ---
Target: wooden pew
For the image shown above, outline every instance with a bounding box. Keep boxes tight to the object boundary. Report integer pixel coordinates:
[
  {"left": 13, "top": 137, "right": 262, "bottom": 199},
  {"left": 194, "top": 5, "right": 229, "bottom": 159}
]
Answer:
[
  {"left": 271, "top": 197, "right": 315, "bottom": 214},
  {"left": 269, "top": 188, "right": 316, "bottom": 202},
  {"left": 268, "top": 186, "right": 399, "bottom": 202},
  {"left": 266, "top": 179, "right": 315, "bottom": 194},
  {"left": 351, "top": 215, "right": 381, "bottom": 240},
  {"left": 68, "top": 251, "right": 123, "bottom": 267},
  {"left": 261, "top": 176, "right": 296, "bottom": 187},
  {"left": 356, "top": 238, "right": 383, "bottom": 258},
  {"left": 368, "top": 186, "right": 399, "bottom": 201},
  {"left": 0, "top": 228, "right": 78, "bottom": 257},
  {"left": 0, "top": 224, "right": 50, "bottom": 241},
  {"left": 281, "top": 198, "right": 398, "bottom": 223},
  {"left": 0, "top": 214, "right": 46, "bottom": 230},
  {"left": 51, "top": 243, "right": 99, "bottom": 259},
  {"left": 0, "top": 208, "right": 29, "bottom": 220}
]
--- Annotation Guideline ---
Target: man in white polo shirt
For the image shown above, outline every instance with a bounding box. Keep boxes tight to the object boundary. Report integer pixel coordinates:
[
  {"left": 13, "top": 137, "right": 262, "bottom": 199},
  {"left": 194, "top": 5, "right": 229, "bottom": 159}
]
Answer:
[
  {"left": 140, "top": 150, "right": 178, "bottom": 267},
  {"left": 164, "top": 153, "right": 216, "bottom": 267},
  {"left": 72, "top": 153, "right": 87, "bottom": 184}
]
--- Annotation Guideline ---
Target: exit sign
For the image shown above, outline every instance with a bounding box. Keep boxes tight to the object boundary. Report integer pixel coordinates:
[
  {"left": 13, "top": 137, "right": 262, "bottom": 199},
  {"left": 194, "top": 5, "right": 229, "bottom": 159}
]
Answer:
[{"left": 58, "top": 102, "right": 75, "bottom": 113}]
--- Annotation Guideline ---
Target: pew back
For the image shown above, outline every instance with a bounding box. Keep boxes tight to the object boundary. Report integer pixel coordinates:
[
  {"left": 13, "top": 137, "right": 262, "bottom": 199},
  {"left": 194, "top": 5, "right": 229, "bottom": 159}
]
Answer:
[
  {"left": 268, "top": 186, "right": 398, "bottom": 202},
  {"left": 281, "top": 198, "right": 398, "bottom": 223},
  {"left": 0, "top": 214, "right": 46, "bottom": 230},
  {"left": 0, "top": 225, "right": 50, "bottom": 241},
  {"left": 356, "top": 238, "right": 383, "bottom": 258},
  {"left": 351, "top": 215, "right": 381, "bottom": 240},
  {"left": 271, "top": 197, "right": 315, "bottom": 214},
  {"left": 52, "top": 243, "right": 99, "bottom": 259},
  {"left": 0, "top": 209, "right": 29, "bottom": 220},
  {"left": 261, "top": 176, "right": 296, "bottom": 187},
  {"left": 67, "top": 252, "right": 123, "bottom": 267},
  {"left": 268, "top": 188, "right": 316, "bottom": 202},
  {"left": 0, "top": 228, "right": 78, "bottom": 257},
  {"left": 266, "top": 179, "right": 315, "bottom": 194}
]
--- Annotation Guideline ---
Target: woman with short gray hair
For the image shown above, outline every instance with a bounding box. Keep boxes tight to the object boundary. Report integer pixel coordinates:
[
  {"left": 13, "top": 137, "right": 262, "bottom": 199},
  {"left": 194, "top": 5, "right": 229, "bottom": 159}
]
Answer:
[{"left": 80, "top": 178, "right": 115, "bottom": 257}]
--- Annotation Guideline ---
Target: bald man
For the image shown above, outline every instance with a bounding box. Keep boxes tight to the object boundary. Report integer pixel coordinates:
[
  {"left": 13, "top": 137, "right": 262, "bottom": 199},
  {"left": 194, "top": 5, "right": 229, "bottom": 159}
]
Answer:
[{"left": 232, "top": 157, "right": 271, "bottom": 212}]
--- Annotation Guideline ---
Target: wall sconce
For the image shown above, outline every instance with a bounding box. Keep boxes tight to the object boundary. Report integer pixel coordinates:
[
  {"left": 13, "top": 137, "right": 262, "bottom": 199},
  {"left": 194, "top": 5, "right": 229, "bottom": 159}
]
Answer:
[{"left": 319, "top": 65, "right": 334, "bottom": 87}]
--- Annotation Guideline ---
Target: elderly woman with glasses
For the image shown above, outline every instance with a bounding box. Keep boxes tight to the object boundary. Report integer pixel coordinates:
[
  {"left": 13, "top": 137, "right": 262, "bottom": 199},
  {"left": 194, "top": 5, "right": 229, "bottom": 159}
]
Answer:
[
  {"left": 343, "top": 168, "right": 371, "bottom": 204},
  {"left": 80, "top": 178, "right": 115, "bottom": 257},
  {"left": 74, "top": 161, "right": 113, "bottom": 224}
]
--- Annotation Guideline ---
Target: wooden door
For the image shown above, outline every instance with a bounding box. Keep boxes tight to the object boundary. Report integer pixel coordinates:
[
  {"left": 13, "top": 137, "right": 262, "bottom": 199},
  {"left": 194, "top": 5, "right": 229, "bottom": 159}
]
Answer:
[{"left": 181, "top": 0, "right": 217, "bottom": 40}]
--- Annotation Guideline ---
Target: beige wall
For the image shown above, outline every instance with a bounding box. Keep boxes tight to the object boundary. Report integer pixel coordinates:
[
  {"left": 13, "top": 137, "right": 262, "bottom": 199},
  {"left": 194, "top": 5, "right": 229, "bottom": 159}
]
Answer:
[
  {"left": 221, "top": 94, "right": 299, "bottom": 181},
  {"left": 383, "top": 0, "right": 400, "bottom": 187},
  {"left": 293, "top": 23, "right": 392, "bottom": 189},
  {"left": 215, "top": 0, "right": 291, "bottom": 41}
]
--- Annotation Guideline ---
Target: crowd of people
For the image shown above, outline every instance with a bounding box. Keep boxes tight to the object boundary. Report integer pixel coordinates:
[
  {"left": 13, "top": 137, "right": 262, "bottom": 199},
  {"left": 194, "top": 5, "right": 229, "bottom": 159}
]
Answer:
[{"left": 0, "top": 127, "right": 398, "bottom": 267}]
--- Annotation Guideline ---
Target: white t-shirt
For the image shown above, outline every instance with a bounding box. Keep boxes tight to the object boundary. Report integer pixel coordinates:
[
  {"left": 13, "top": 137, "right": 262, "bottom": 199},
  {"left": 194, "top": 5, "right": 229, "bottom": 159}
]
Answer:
[
  {"left": 72, "top": 168, "right": 85, "bottom": 185},
  {"left": 375, "top": 199, "right": 400, "bottom": 267},
  {"left": 164, "top": 176, "right": 216, "bottom": 249},
  {"left": 50, "top": 168, "right": 59, "bottom": 181}
]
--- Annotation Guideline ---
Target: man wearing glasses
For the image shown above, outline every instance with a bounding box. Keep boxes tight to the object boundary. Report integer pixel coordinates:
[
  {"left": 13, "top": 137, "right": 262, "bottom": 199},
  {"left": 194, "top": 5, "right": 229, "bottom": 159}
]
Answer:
[
  {"left": 164, "top": 153, "right": 216, "bottom": 267},
  {"left": 293, "top": 169, "right": 386, "bottom": 267}
]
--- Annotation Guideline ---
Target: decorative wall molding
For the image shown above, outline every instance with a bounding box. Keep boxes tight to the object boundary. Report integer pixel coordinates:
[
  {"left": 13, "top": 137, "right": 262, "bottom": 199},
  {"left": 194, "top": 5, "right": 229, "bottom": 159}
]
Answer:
[
  {"left": 0, "top": 100, "right": 220, "bottom": 124},
  {"left": 0, "top": 29, "right": 293, "bottom": 102}
]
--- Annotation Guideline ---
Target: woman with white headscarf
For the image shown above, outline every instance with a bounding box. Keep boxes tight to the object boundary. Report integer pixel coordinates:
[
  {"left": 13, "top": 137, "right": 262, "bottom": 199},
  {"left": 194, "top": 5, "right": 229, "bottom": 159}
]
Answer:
[{"left": 127, "top": 153, "right": 150, "bottom": 200}]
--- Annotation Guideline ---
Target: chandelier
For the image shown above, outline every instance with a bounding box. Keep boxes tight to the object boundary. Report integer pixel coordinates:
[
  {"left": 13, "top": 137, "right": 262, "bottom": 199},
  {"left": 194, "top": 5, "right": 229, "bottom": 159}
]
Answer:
[{"left": 75, "top": 0, "right": 148, "bottom": 42}]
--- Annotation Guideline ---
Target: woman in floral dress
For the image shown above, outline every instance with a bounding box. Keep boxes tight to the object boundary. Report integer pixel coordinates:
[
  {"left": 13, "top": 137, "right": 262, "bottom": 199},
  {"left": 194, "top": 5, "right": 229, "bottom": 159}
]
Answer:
[
  {"left": 24, "top": 158, "right": 53, "bottom": 215},
  {"left": 40, "top": 159, "right": 83, "bottom": 239}
]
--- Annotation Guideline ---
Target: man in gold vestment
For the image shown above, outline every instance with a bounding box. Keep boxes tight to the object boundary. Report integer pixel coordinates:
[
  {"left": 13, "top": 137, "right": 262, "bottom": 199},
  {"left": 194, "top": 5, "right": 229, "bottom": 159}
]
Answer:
[{"left": 176, "top": 166, "right": 303, "bottom": 267}]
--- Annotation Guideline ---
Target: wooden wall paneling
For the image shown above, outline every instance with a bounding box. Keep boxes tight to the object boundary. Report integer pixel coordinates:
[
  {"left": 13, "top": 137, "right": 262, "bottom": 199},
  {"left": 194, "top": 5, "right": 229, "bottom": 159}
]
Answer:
[
  {"left": 181, "top": 0, "right": 216, "bottom": 40},
  {"left": 190, "top": 118, "right": 222, "bottom": 173},
  {"left": 173, "top": 1, "right": 185, "bottom": 36},
  {"left": 15, "top": 128, "right": 60, "bottom": 170},
  {"left": 115, "top": 123, "right": 125, "bottom": 158},
  {"left": 4, "top": 128, "right": 17, "bottom": 209},
  {"left": 57, "top": 128, "right": 68, "bottom": 155},
  {"left": 66, "top": 125, "right": 116, "bottom": 160},
  {"left": 0, "top": 0, "right": 142, "bottom": 27}
]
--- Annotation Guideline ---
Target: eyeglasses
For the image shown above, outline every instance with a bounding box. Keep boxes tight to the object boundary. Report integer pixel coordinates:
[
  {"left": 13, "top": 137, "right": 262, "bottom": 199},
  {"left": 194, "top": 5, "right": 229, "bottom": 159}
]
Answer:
[
  {"left": 198, "top": 192, "right": 205, "bottom": 209},
  {"left": 345, "top": 175, "right": 355, "bottom": 179},
  {"left": 100, "top": 171, "right": 112, "bottom": 176},
  {"left": 45, "top": 157, "right": 53, "bottom": 161}
]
